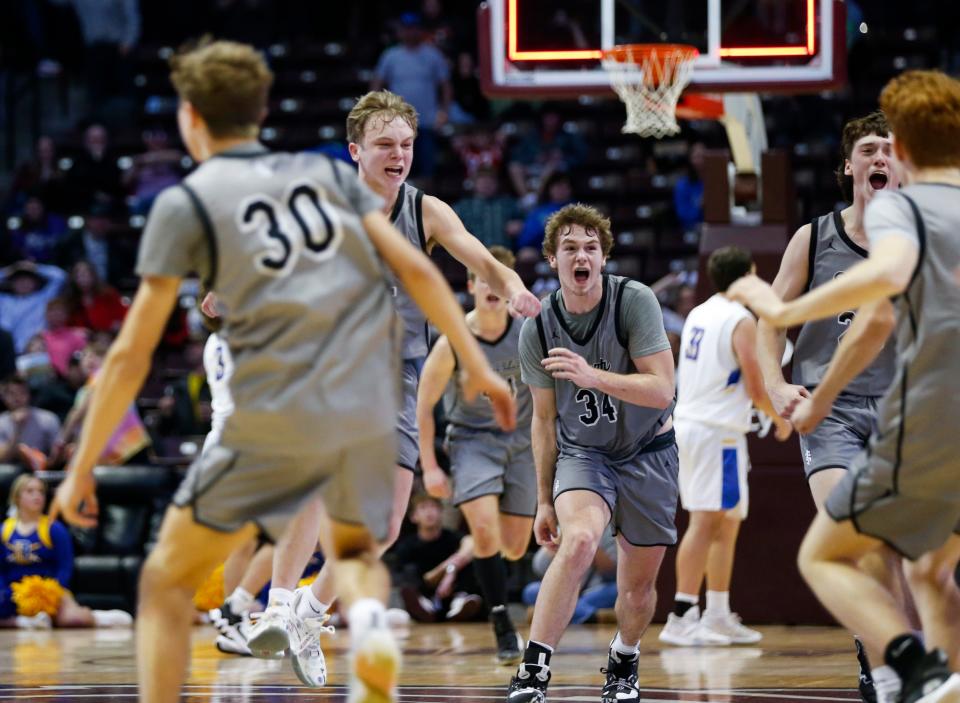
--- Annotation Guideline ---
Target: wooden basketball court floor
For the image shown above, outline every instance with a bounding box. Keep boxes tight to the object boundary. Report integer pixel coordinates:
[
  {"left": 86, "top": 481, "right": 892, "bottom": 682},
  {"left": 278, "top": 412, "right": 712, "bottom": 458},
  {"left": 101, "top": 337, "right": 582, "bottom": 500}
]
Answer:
[{"left": 0, "top": 623, "right": 867, "bottom": 701}]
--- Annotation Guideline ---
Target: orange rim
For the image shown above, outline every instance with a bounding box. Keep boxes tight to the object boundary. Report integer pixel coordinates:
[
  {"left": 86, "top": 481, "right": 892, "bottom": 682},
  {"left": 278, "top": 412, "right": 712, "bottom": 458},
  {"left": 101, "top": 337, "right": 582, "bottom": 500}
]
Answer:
[{"left": 600, "top": 43, "right": 699, "bottom": 65}]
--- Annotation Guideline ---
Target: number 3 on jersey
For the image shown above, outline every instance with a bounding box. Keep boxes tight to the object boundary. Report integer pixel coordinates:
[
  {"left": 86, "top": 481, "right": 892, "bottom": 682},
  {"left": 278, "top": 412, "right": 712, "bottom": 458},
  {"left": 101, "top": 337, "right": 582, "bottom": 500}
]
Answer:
[
  {"left": 576, "top": 388, "right": 618, "bottom": 426},
  {"left": 239, "top": 180, "right": 343, "bottom": 277},
  {"left": 685, "top": 327, "right": 705, "bottom": 360}
]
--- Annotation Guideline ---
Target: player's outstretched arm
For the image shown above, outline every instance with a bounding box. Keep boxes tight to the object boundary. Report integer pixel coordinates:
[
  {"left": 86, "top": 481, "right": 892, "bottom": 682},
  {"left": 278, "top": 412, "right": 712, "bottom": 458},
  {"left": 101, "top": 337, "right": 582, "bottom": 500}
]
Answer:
[
  {"left": 757, "top": 224, "right": 812, "bottom": 415},
  {"left": 415, "top": 335, "right": 456, "bottom": 498},
  {"left": 732, "top": 317, "right": 791, "bottom": 440},
  {"left": 51, "top": 275, "right": 180, "bottom": 527},
  {"left": 792, "top": 298, "right": 895, "bottom": 434},
  {"left": 422, "top": 195, "right": 541, "bottom": 318},
  {"left": 543, "top": 346, "right": 675, "bottom": 410},
  {"left": 729, "top": 236, "right": 916, "bottom": 329},
  {"left": 529, "top": 385, "right": 560, "bottom": 550},
  {"left": 363, "top": 211, "right": 516, "bottom": 432}
]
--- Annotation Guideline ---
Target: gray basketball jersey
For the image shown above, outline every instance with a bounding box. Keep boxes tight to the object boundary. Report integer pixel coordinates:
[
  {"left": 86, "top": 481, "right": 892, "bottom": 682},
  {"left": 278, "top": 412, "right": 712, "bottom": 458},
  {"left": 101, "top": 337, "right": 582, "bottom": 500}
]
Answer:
[
  {"left": 141, "top": 147, "right": 400, "bottom": 455},
  {"left": 385, "top": 183, "right": 430, "bottom": 359},
  {"left": 445, "top": 317, "right": 532, "bottom": 432},
  {"left": 536, "top": 275, "right": 673, "bottom": 461},
  {"left": 793, "top": 210, "right": 897, "bottom": 395},
  {"left": 872, "top": 184, "right": 960, "bottom": 499}
]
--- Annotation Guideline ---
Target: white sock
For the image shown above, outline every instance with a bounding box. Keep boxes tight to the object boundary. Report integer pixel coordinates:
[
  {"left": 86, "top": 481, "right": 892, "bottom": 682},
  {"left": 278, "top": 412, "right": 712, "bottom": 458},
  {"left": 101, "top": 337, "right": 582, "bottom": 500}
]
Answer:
[
  {"left": 295, "top": 587, "right": 330, "bottom": 620},
  {"left": 348, "top": 598, "right": 387, "bottom": 640},
  {"left": 871, "top": 665, "right": 902, "bottom": 703},
  {"left": 226, "top": 587, "right": 255, "bottom": 615},
  {"left": 705, "top": 590, "right": 730, "bottom": 615},
  {"left": 674, "top": 591, "right": 699, "bottom": 605},
  {"left": 267, "top": 587, "right": 294, "bottom": 611},
  {"left": 612, "top": 631, "right": 639, "bottom": 657}
]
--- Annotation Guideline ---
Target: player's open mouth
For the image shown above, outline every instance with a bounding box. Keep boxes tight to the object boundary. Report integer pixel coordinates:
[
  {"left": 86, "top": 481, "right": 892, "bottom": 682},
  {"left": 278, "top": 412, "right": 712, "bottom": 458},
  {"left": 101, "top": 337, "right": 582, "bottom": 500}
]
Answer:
[
  {"left": 869, "top": 172, "right": 888, "bottom": 190},
  {"left": 486, "top": 295, "right": 500, "bottom": 303},
  {"left": 574, "top": 267, "right": 589, "bottom": 283},
  {"left": 385, "top": 166, "right": 404, "bottom": 177}
]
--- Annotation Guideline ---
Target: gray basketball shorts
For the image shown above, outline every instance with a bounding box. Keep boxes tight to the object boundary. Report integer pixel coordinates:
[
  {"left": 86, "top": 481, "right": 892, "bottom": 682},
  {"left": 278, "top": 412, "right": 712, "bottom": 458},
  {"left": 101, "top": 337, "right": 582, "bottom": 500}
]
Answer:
[
  {"left": 173, "top": 433, "right": 397, "bottom": 543},
  {"left": 446, "top": 425, "right": 536, "bottom": 517},
  {"left": 553, "top": 430, "right": 679, "bottom": 547},
  {"left": 396, "top": 357, "right": 424, "bottom": 472},
  {"left": 798, "top": 393, "right": 880, "bottom": 479}
]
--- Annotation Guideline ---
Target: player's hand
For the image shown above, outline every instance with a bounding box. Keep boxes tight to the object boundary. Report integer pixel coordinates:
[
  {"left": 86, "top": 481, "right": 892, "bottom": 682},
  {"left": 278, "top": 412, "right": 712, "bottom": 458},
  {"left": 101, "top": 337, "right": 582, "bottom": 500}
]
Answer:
[
  {"left": 49, "top": 469, "right": 98, "bottom": 528},
  {"left": 768, "top": 382, "right": 811, "bottom": 419},
  {"left": 772, "top": 415, "right": 793, "bottom": 441},
  {"left": 507, "top": 289, "right": 542, "bottom": 319},
  {"left": 542, "top": 348, "right": 597, "bottom": 388},
  {"left": 790, "top": 395, "right": 831, "bottom": 435},
  {"left": 461, "top": 365, "right": 516, "bottom": 432},
  {"left": 533, "top": 503, "right": 560, "bottom": 552},
  {"left": 727, "top": 275, "right": 788, "bottom": 326},
  {"left": 200, "top": 292, "right": 220, "bottom": 318},
  {"left": 436, "top": 571, "right": 456, "bottom": 600},
  {"left": 422, "top": 465, "right": 451, "bottom": 499}
]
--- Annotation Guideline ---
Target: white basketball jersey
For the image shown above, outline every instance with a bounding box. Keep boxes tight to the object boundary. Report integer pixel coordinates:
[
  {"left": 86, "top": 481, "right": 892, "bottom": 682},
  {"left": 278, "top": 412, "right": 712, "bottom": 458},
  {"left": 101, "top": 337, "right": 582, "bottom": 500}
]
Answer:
[
  {"left": 202, "top": 332, "right": 235, "bottom": 453},
  {"left": 675, "top": 294, "right": 753, "bottom": 432}
]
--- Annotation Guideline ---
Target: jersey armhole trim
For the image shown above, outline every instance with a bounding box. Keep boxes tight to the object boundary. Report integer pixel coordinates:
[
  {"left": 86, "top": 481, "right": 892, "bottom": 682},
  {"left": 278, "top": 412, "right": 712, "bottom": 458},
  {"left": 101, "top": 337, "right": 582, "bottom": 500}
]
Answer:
[
  {"left": 414, "top": 189, "right": 427, "bottom": 251},
  {"left": 179, "top": 182, "right": 218, "bottom": 290},
  {"left": 804, "top": 216, "right": 819, "bottom": 292},
  {"left": 535, "top": 315, "right": 548, "bottom": 359},
  {"left": 389, "top": 182, "right": 406, "bottom": 223},
  {"left": 613, "top": 278, "right": 629, "bottom": 349},
  {"left": 327, "top": 154, "right": 343, "bottom": 188},
  {"left": 898, "top": 193, "right": 927, "bottom": 289}
]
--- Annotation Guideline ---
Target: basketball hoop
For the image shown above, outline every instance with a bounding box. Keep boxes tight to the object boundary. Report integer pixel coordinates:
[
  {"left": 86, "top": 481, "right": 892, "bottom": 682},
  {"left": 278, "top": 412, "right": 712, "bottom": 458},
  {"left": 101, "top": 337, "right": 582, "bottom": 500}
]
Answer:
[{"left": 601, "top": 44, "right": 699, "bottom": 139}]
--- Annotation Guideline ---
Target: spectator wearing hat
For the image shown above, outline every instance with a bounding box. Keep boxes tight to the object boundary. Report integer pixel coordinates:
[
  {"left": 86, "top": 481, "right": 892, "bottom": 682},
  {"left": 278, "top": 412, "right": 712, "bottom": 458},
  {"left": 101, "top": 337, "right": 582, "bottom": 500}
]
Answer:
[
  {"left": 0, "top": 262, "right": 67, "bottom": 353},
  {"left": 371, "top": 12, "right": 452, "bottom": 182}
]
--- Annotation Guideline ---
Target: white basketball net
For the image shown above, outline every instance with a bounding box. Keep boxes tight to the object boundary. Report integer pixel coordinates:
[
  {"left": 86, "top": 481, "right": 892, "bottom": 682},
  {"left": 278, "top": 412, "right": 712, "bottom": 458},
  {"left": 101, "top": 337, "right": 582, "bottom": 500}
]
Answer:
[{"left": 602, "top": 45, "right": 698, "bottom": 139}]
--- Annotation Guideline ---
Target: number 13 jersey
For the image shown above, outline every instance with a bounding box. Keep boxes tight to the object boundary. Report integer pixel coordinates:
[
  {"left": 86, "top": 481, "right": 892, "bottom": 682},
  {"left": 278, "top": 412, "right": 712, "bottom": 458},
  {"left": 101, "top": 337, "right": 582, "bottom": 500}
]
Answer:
[{"left": 675, "top": 294, "right": 753, "bottom": 433}]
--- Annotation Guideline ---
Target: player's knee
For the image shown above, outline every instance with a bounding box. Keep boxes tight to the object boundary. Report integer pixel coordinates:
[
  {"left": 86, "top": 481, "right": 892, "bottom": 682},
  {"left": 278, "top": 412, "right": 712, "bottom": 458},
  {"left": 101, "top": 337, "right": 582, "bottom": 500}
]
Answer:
[
  {"left": 501, "top": 536, "right": 530, "bottom": 562},
  {"left": 619, "top": 579, "right": 656, "bottom": 614},
  {"left": 470, "top": 521, "right": 501, "bottom": 555},
  {"left": 138, "top": 554, "right": 190, "bottom": 601},
  {"left": 558, "top": 527, "right": 601, "bottom": 570}
]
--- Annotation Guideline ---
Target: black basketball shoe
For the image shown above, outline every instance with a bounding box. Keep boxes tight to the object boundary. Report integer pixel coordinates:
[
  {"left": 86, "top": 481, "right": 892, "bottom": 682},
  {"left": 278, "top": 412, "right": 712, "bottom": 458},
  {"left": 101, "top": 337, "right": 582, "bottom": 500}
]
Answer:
[
  {"left": 855, "top": 637, "right": 877, "bottom": 703},
  {"left": 491, "top": 606, "right": 523, "bottom": 665},
  {"left": 601, "top": 647, "right": 641, "bottom": 702},
  {"left": 505, "top": 663, "right": 550, "bottom": 702},
  {"left": 899, "top": 649, "right": 960, "bottom": 703}
]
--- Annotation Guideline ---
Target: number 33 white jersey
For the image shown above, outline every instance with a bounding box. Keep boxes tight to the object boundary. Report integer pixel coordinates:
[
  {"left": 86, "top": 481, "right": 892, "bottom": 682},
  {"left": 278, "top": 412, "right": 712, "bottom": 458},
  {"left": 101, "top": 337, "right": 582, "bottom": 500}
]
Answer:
[{"left": 675, "top": 294, "right": 753, "bottom": 433}]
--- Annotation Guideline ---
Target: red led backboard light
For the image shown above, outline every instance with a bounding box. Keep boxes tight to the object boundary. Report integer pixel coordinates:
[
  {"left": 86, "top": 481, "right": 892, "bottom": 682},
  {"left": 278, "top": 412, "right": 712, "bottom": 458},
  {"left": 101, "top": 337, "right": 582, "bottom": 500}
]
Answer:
[{"left": 506, "top": 0, "right": 817, "bottom": 62}]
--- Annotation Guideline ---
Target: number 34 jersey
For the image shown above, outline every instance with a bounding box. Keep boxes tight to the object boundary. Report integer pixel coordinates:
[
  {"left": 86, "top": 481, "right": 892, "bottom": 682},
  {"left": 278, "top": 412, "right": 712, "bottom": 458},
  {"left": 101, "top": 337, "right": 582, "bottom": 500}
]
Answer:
[
  {"left": 675, "top": 294, "right": 753, "bottom": 433},
  {"left": 136, "top": 145, "right": 400, "bottom": 455},
  {"left": 531, "top": 275, "right": 673, "bottom": 461}
]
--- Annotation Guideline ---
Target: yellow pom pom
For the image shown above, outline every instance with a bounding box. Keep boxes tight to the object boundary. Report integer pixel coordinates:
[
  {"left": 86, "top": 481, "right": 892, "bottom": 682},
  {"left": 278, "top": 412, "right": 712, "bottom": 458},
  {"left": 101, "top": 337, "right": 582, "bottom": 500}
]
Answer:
[
  {"left": 11, "top": 576, "right": 65, "bottom": 617},
  {"left": 193, "top": 563, "right": 224, "bottom": 611}
]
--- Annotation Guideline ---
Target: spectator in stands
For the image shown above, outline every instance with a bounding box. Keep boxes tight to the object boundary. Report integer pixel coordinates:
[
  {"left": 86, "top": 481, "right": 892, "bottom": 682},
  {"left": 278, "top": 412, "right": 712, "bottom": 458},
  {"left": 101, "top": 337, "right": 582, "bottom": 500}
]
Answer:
[
  {"left": 40, "top": 299, "right": 87, "bottom": 378},
  {"left": 451, "top": 125, "right": 505, "bottom": 179},
  {"left": 62, "top": 261, "right": 126, "bottom": 333},
  {"left": 10, "top": 197, "right": 68, "bottom": 264},
  {"left": 0, "top": 376, "right": 60, "bottom": 471},
  {"left": 0, "top": 262, "right": 67, "bottom": 353},
  {"left": 14, "top": 335, "right": 54, "bottom": 388},
  {"left": 152, "top": 338, "right": 211, "bottom": 437},
  {"left": 123, "top": 128, "right": 185, "bottom": 215},
  {"left": 522, "top": 529, "right": 618, "bottom": 625},
  {"left": 673, "top": 141, "right": 706, "bottom": 232},
  {"left": 63, "top": 124, "right": 122, "bottom": 212},
  {"left": 450, "top": 52, "right": 490, "bottom": 124},
  {"left": 57, "top": 206, "right": 114, "bottom": 288},
  {"left": 371, "top": 13, "right": 452, "bottom": 181},
  {"left": 49, "top": 0, "right": 140, "bottom": 110},
  {"left": 8, "top": 137, "right": 68, "bottom": 214},
  {"left": 508, "top": 109, "right": 586, "bottom": 207},
  {"left": 30, "top": 352, "right": 85, "bottom": 422},
  {"left": 392, "top": 494, "right": 483, "bottom": 623},
  {"left": 514, "top": 171, "right": 574, "bottom": 259},
  {"left": 0, "top": 474, "right": 132, "bottom": 629},
  {"left": 452, "top": 168, "right": 523, "bottom": 249},
  {"left": 55, "top": 338, "right": 150, "bottom": 467}
]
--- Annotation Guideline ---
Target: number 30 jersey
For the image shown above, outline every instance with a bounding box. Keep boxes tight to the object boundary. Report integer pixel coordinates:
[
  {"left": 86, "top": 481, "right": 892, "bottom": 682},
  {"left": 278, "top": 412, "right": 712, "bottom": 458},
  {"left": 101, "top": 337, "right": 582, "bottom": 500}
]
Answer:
[
  {"left": 530, "top": 275, "right": 673, "bottom": 461},
  {"left": 136, "top": 144, "right": 400, "bottom": 456},
  {"left": 675, "top": 294, "right": 753, "bottom": 433}
]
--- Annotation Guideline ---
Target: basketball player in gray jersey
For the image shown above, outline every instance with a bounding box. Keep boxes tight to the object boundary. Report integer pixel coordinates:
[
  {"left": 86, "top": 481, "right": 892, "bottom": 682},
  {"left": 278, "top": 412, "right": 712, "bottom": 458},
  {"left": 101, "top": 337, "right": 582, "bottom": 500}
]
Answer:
[
  {"left": 505, "top": 205, "right": 678, "bottom": 703},
  {"left": 247, "top": 90, "right": 541, "bottom": 674},
  {"left": 731, "top": 69, "right": 960, "bottom": 703},
  {"left": 417, "top": 245, "right": 535, "bottom": 664},
  {"left": 756, "top": 113, "right": 903, "bottom": 701},
  {"left": 49, "top": 40, "right": 516, "bottom": 703}
]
